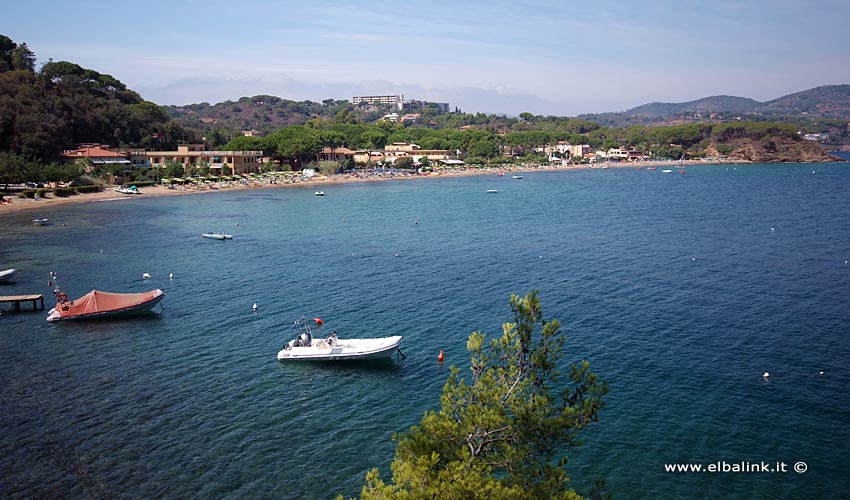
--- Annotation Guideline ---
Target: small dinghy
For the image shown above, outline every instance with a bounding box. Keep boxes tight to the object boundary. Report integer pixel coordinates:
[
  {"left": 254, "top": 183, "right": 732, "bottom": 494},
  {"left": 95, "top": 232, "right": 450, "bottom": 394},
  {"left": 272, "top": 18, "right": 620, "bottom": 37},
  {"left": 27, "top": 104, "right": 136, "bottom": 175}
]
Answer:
[
  {"left": 202, "top": 232, "right": 233, "bottom": 240},
  {"left": 277, "top": 316, "right": 402, "bottom": 361}
]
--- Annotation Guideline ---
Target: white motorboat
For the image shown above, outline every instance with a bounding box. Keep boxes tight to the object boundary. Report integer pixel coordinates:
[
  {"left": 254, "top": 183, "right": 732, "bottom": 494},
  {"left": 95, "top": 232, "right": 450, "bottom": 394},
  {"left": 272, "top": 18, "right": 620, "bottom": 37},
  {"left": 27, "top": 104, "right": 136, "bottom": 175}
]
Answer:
[
  {"left": 202, "top": 232, "right": 233, "bottom": 240},
  {"left": 486, "top": 189, "right": 498, "bottom": 193},
  {"left": 315, "top": 191, "right": 325, "bottom": 196},
  {"left": 277, "top": 316, "right": 402, "bottom": 361},
  {"left": 512, "top": 175, "right": 523, "bottom": 179},
  {"left": 32, "top": 218, "right": 49, "bottom": 226},
  {"left": 0, "top": 268, "right": 15, "bottom": 283},
  {"left": 114, "top": 185, "right": 141, "bottom": 194}
]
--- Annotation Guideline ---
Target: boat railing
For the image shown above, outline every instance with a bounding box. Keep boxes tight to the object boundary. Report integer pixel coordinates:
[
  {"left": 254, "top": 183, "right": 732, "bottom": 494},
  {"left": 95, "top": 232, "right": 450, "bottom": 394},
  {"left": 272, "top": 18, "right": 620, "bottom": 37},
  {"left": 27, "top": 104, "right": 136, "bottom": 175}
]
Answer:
[{"left": 293, "top": 316, "right": 313, "bottom": 337}]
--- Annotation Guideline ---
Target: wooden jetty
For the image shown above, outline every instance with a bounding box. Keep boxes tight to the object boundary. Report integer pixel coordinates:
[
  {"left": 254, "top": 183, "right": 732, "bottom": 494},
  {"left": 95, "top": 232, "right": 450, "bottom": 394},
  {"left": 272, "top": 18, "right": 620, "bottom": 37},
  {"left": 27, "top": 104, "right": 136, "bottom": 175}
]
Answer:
[{"left": 0, "top": 294, "right": 45, "bottom": 312}]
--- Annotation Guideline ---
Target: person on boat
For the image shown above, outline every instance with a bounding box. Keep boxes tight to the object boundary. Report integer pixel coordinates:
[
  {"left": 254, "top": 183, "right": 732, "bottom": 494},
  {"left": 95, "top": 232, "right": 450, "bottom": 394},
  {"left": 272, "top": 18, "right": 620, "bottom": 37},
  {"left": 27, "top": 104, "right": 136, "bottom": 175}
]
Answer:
[{"left": 327, "top": 330, "right": 338, "bottom": 347}]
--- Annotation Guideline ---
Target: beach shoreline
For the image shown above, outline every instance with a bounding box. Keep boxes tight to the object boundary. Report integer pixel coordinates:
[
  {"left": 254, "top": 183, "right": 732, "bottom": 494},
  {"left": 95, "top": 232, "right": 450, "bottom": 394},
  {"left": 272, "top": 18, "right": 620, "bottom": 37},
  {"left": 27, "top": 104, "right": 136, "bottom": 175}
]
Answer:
[{"left": 0, "top": 159, "right": 743, "bottom": 215}]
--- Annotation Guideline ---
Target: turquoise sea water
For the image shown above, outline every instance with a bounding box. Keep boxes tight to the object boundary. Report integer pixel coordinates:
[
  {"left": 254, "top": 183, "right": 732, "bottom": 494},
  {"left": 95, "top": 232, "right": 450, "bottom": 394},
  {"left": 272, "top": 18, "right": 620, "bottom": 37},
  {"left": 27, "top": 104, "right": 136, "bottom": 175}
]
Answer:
[{"left": 2, "top": 164, "right": 849, "bottom": 499}]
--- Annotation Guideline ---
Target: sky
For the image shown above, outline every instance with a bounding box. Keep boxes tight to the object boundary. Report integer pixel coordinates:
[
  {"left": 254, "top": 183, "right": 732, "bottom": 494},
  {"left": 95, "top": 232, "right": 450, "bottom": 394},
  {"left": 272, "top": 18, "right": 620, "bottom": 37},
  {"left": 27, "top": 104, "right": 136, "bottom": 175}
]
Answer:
[{"left": 5, "top": 0, "right": 850, "bottom": 116}]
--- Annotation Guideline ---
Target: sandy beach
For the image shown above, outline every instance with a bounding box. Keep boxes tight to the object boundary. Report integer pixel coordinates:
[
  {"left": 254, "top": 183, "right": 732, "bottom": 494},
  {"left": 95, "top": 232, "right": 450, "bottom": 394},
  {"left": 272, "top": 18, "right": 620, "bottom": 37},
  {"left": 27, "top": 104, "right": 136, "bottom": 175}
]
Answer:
[{"left": 0, "top": 160, "right": 726, "bottom": 215}]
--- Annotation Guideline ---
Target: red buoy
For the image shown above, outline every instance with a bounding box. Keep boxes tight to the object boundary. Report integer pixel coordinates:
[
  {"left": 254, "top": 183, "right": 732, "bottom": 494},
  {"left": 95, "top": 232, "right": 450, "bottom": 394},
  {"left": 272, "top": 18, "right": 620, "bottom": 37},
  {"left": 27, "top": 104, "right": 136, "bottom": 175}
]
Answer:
[
  {"left": 313, "top": 318, "right": 323, "bottom": 325},
  {"left": 438, "top": 350, "right": 444, "bottom": 362}
]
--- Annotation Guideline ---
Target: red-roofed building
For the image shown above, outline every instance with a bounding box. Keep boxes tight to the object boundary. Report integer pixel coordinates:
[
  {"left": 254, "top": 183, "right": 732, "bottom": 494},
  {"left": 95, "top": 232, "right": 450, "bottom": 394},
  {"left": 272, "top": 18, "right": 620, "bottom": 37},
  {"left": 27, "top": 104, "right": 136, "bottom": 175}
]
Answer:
[
  {"left": 60, "top": 145, "right": 131, "bottom": 172},
  {"left": 318, "top": 147, "right": 355, "bottom": 162}
]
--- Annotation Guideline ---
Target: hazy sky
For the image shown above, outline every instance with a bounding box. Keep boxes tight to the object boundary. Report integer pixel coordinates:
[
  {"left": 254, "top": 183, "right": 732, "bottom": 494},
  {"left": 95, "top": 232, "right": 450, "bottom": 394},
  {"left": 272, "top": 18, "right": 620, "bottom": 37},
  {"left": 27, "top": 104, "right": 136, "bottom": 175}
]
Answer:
[{"left": 5, "top": 0, "right": 850, "bottom": 115}]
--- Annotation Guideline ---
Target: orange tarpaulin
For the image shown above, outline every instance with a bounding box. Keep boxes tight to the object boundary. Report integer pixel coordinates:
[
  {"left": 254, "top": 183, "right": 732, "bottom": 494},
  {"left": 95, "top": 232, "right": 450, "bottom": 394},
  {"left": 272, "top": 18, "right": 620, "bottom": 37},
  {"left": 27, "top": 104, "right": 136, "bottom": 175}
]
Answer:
[{"left": 54, "top": 289, "right": 163, "bottom": 319}]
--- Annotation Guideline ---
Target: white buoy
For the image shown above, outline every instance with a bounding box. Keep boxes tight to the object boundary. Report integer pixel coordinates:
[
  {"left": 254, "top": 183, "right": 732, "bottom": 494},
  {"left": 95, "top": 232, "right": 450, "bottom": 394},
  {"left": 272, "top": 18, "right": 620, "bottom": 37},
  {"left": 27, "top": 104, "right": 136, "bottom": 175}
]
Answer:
[
  {"left": 819, "top": 370, "right": 824, "bottom": 376},
  {"left": 169, "top": 273, "right": 173, "bottom": 279},
  {"left": 762, "top": 372, "right": 770, "bottom": 379},
  {"left": 770, "top": 227, "right": 775, "bottom": 232},
  {"left": 252, "top": 303, "right": 258, "bottom": 311},
  {"left": 142, "top": 273, "right": 151, "bottom": 279}
]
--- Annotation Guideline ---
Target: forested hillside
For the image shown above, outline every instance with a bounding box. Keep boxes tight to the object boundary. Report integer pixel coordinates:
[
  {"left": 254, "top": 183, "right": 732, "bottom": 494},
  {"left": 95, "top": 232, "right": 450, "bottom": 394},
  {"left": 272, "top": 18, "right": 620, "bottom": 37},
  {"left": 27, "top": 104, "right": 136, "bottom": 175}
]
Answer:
[{"left": 0, "top": 34, "right": 192, "bottom": 168}]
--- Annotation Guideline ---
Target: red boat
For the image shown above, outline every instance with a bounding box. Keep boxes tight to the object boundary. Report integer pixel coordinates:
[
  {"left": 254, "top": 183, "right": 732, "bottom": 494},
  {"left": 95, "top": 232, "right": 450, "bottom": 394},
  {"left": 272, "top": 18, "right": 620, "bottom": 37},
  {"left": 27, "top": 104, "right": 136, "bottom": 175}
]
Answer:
[{"left": 46, "top": 287, "right": 165, "bottom": 322}]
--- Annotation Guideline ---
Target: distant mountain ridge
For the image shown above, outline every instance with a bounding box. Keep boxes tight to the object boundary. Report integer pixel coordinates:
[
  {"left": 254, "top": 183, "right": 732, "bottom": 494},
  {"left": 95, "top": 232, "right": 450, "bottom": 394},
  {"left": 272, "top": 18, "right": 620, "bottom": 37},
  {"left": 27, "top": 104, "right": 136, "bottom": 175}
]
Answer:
[
  {"left": 624, "top": 96, "right": 761, "bottom": 117},
  {"left": 581, "top": 84, "right": 850, "bottom": 126}
]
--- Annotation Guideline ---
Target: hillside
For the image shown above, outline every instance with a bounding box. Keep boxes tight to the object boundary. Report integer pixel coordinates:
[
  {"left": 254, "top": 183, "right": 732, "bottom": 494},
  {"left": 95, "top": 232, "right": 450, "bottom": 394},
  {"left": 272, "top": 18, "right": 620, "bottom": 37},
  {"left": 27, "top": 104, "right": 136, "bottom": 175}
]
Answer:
[
  {"left": 713, "top": 136, "right": 835, "bottom": 163},
  {"left": 579, "top": 85, "right": 850, "bottom": 129},
  {"left": 162, "top": 95, "right": 370, "bottom": 137},
  {"left": 626, "top": 96, "right": 760, "bottom": 117},
  {"left": 758, "top": 84, "right": 850, "bottom": 117}
]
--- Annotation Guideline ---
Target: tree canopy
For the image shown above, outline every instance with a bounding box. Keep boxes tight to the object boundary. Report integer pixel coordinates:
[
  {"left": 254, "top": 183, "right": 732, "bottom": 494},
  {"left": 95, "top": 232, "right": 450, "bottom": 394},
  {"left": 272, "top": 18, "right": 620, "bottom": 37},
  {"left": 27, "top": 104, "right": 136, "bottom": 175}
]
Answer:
[{"left": 353, "top": 291, "right": 608, "bottom": 500}]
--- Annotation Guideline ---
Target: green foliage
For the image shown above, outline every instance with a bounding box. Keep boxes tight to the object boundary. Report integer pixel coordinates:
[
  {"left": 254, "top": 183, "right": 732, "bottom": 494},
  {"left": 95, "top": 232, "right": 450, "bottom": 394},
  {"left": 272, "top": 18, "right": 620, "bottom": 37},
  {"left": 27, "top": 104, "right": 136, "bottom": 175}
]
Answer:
[
  {"left": 74, "top": 184, "right": 101, "bottom": 194},
  {"left": 53, "top": 187, "right": 76, "bottom": 197},
  {"left": 265, "top": 125, "right": 321, "bottom": 166},
  {"left": 394, "top": 156, "right": 414, "bottom": 169},
  {"left": 318, "top": 160, "right": 340, "bottom": 176},
  {"left": 355, "top": 291, "right": 607, "bottom": 500},
  {"left": 0, "top": 152, "right": 29, "bottom": 185},
  {"left": 164, "top": 160, "right": 185, "bottom": 178}
]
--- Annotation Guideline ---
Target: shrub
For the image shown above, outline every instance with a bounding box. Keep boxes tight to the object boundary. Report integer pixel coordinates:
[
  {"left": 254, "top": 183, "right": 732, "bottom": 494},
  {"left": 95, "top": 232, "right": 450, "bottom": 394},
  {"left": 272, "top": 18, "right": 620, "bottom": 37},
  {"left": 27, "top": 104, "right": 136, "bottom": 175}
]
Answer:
[
  {"left": 75, "top": 185, "right": 102, "bottom": 194},
  {"left": 20, "top": 189, "right": 36, "bottom": 198},
  {"left": 127, "top": 180, "right": 155, "bottom": 187},
  {"left": 53, "top": 187, "right": 77, "bottom": 197}
]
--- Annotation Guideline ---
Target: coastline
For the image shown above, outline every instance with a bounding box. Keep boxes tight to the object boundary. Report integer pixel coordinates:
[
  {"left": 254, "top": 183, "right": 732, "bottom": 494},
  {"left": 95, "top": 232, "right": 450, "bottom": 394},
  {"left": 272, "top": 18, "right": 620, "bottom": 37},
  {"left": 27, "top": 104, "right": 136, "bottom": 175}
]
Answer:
[{"left": 0, "top": 158, "right": 753, "bottom": 215}]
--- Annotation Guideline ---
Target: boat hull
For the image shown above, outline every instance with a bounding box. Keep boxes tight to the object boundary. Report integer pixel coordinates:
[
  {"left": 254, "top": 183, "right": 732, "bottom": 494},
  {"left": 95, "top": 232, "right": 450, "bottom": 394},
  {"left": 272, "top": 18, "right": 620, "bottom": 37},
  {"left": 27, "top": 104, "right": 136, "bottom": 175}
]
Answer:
[
  {"left": 277, "top": 335, "right": 402, "bottom": 361},
  {"left": 46, "top": 289, "right": 165, "bottom": 322},
  {"left": 0, "top": 268, "right": 15, "bottom": 283}
]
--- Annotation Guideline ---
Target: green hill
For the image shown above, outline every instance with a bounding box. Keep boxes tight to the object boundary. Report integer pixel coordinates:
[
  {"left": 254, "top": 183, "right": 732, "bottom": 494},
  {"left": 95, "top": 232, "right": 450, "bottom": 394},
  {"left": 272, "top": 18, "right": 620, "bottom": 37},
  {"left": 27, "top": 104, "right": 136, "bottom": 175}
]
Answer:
[
  {"left": 625, "top": 96, "right": 760, "bottom": 117},
  {"left": 758, "top": 84, "right": 850, "bottom": 118}
]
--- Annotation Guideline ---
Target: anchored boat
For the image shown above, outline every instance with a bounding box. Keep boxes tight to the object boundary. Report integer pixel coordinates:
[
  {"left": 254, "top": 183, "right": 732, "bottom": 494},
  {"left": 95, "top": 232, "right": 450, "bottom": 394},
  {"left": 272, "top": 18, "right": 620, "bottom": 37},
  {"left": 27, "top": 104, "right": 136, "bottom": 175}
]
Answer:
[
  {"left": 277, "top": 316, "right": 402, "bottom": 361},
  {"left": 46, "top": 275, "right": 164, "bottom": 322},
  {"left": 202, "top": 232, "right": 233, "bottom": 240}
]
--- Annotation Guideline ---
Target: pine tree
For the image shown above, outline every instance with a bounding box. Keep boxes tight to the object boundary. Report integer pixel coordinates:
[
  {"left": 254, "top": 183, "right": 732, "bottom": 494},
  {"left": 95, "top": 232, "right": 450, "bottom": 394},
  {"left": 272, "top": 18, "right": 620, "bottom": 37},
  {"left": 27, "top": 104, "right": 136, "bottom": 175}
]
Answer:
[{"left": 354, "top": 291, "right": 607, "bottom": 500}]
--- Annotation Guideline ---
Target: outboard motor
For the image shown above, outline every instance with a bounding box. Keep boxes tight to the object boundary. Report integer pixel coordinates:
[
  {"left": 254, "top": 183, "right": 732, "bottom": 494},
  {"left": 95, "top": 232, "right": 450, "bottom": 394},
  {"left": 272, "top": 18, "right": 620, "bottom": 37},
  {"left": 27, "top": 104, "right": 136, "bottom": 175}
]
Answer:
[{"left": 286, "top": 339, "right": 299, "bottom": 350}]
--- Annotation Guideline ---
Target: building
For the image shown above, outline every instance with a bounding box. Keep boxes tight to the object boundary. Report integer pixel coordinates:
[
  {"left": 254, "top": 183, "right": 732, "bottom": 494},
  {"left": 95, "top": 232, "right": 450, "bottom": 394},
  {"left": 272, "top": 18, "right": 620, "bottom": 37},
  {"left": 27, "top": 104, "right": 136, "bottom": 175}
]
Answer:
[
  {"left": 379, "top": 143, "right": 458, "bottom": 164},
  {"left": 63, "top": 143, "right": 263, "bottom": 176},
  {"left": 60, "top": 145, "right": 131, "bottom": 172},
  {"left": 352, "top": 95, "right": 404, "bottom": 106},
  {"left": 566, "top": 144, "right": 592, "bottom": 158},
  {"left": 318, "top": 147, "right": 355, "bottom": 162},
  {"left": 400, "top": 100, "right": 450, "bottom": 113},
  {"left": 142, "top": 144, "right": 263, "bottom": 175}
]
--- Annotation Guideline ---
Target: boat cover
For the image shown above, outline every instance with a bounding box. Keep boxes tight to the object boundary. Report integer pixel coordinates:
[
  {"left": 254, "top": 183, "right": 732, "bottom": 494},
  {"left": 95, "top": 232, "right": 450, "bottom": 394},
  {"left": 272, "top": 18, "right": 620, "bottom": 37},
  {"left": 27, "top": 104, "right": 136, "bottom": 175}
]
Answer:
[{"left": 53, "top": 289, "right": 163, "bottom": 319}]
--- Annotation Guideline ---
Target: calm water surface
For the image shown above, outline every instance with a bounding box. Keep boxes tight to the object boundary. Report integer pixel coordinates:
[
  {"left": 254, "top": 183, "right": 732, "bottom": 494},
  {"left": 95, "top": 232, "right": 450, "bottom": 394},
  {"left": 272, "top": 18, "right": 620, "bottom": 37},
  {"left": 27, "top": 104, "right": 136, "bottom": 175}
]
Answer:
[{"left": 2, "top": 164, "right": 849, "bottom": 499}]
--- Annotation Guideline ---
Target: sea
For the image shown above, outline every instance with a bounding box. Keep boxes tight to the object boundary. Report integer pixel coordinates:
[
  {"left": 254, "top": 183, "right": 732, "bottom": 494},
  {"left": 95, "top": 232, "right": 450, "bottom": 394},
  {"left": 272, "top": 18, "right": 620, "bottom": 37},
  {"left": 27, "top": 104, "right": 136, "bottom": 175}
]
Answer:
[{"left": 2, "top": 163, "right": 849, "bottom": 499}]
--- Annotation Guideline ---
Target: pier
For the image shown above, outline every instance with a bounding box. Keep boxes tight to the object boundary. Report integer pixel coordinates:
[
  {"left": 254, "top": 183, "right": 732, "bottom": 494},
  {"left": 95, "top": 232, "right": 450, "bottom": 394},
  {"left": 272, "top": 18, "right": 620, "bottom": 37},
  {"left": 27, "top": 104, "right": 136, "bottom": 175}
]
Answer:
[{"left": 0, "top": 294, "right": 45, "bottom": 312}]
